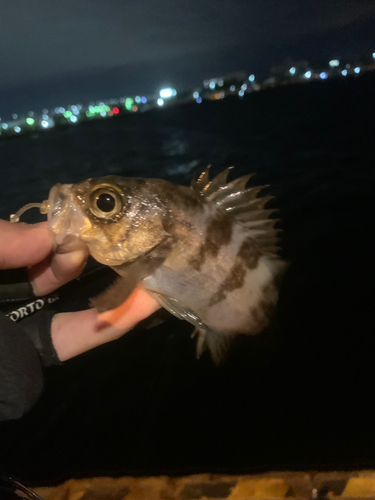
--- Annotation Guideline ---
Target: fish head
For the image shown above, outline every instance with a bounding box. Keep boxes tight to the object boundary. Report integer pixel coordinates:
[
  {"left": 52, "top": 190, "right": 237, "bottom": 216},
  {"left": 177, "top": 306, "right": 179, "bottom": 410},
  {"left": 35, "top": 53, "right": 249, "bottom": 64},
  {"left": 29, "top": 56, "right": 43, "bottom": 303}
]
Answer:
[{"left": 47, "top": 176, "right": 168, "bottom": 266}]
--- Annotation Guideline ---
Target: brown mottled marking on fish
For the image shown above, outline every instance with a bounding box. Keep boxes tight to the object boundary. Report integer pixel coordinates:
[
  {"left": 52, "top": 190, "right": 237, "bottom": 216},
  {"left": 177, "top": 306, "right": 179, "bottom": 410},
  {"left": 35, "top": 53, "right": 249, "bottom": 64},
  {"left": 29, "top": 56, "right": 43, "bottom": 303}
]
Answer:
[
  {"left": 237, "top": 238, "right": 261, "bottom": 269},
  {"left": 205, "top": 239, "right": 260, "bottom": 305},
  {"left": 208, "top": 260, "right": 246, "bottom": 306},
  {"left": 189, "top": 215, "right": 233, "bottom": 271},
  {"left": 133, "top": 178, "right": 147, "bottom": 185},
  {"left": 250, "top": 281, "right": 277, "bottom": 331},
  {"left": 162, "top": 184, "right": 205, "bottom": 212}
]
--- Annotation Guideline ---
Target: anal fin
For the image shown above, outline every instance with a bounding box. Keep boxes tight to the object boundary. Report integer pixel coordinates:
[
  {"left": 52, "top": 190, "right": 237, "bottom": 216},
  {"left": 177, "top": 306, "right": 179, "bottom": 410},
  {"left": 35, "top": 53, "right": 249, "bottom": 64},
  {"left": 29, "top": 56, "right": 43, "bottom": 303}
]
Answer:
[
  {"left": 147, "top": 291, "right": 236, "bottom": 364},
  {"left": 200, "top": 328, "right": 236, "bottom": 365}
]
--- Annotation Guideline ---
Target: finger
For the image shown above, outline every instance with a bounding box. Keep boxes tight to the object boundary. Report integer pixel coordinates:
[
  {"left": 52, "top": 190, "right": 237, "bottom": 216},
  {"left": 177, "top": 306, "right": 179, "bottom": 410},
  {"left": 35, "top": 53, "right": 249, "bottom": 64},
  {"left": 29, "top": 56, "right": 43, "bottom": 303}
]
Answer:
[
  {"left": 97, "top": 287, "right": 161, "bottom": 330},
  {"left": 29, "top": 246, "right": 90, "bottom": 296},
  {"left": 51, "top": 288, "right": 161, "bottom": 361},
  {"left": 0, "top": 220, "right": 52, "bottom": 270}
]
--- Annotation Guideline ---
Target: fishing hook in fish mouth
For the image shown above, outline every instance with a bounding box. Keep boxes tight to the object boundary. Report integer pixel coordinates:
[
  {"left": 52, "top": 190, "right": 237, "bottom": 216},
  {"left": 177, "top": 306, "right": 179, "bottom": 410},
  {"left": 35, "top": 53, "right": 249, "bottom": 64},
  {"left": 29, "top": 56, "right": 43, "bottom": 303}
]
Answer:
[{"left": 9, "top": 200, "right": 50, "bottom": 223}]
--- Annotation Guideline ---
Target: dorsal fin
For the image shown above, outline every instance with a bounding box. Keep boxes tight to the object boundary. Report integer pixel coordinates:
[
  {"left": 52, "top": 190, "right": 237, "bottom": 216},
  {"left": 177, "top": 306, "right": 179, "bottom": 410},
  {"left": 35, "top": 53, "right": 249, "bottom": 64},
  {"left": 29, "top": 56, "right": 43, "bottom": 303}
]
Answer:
[{"left": 190, "top": 167, "right": 281, "bottom": 257}]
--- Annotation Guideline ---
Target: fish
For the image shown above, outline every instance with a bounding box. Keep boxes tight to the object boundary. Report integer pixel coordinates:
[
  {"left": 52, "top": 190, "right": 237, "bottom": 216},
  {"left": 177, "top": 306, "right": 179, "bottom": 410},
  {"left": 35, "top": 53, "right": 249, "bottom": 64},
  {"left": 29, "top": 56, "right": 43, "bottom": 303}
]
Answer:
[{"left": 45, "top": 167, "right": 286, "bottom": 363}]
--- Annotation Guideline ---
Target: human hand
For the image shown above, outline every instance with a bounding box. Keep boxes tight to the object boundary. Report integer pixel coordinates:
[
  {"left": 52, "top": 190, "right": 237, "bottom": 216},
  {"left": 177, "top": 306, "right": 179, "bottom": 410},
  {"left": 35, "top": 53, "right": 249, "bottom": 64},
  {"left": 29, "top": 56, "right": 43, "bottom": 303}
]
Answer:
[{"left": 0, "top": 219, "right": 160, "bottom": 361}]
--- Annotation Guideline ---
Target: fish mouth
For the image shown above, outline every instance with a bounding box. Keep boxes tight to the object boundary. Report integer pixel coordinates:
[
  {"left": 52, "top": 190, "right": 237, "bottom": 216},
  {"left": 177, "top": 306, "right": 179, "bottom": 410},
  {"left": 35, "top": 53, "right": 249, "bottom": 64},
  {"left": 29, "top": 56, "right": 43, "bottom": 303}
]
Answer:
[{"left": 47, "top": 183, "right": 89, "bottom": 246}]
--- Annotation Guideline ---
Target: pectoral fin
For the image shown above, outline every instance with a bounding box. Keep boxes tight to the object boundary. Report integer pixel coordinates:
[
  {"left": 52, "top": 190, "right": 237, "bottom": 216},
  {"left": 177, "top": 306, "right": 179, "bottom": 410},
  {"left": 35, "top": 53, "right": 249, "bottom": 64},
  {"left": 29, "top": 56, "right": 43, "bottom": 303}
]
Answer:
[
  {"left": 91, "top": 241, "right": 170, "bottom": 313},
  {"left": 146, "top": 292, "right": 206, "bottom": 329},
  {"left": 90, "top": 275, "right": 136, "bottom": 312}
]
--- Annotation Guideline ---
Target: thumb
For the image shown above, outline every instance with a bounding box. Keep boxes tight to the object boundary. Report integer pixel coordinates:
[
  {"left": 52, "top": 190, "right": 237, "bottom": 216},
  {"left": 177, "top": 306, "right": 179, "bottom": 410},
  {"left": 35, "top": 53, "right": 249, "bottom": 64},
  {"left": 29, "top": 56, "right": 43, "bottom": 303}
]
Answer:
[{"left": 0, "top": 220, "right": 52, "bottom": 270}]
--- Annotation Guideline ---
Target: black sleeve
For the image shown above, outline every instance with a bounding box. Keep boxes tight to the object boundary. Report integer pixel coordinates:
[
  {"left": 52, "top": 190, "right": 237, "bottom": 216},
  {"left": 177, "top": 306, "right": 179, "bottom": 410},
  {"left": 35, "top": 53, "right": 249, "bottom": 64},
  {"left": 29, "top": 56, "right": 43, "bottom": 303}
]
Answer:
[
  {"left": 0, "top": 270, "right": 60, "bottom": 367},
  {"left": 0, "top": 271, "right": 61, "bottom": 422},
  {"left": 0, "top": 262, "right": 118, "bottom": 421},
  {"left": 0, "top": 313, "right": 44, "bottom": 422}
]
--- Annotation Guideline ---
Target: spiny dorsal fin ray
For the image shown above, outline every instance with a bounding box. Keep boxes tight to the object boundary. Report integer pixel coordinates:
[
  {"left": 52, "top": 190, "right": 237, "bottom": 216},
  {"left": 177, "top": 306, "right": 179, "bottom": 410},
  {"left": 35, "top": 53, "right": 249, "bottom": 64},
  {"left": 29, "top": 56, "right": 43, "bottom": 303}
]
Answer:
[
  {"left": 221, "top": 193, "right": 274, "bottom": 215},
  {"left": 203, "top": 166, "right": 234, "bottom": 195},
  {"left": 190, "top": 167, "right": 281, "bottom": 256},
  {"left": 233, "top": 209, "right": 278, "bottom": 221},
  {"left": 206, "top": 174, "right": 257, "bottom": 205},
  {"left": 191, "top": 165, "right": 211, "bottom": 193}
]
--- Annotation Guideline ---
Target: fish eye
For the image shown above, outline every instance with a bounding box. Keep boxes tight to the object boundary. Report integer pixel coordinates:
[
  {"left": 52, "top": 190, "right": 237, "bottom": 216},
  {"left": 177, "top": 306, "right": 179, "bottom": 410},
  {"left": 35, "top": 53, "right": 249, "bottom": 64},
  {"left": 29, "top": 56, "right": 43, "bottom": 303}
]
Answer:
[
  {"left": 89, "top": 186, "right": 122, "bottom": 218},
  {"left": 97, "top": 192, "right": 115, "bottom": 212}
]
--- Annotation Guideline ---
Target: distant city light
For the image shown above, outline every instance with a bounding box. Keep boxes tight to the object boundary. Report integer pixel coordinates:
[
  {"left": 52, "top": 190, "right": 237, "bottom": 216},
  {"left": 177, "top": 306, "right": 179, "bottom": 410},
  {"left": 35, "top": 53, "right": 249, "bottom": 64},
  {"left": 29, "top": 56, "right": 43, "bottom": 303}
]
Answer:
[
  {"left": 125, "top": 98, "right": 134, "bottom": 111},
  {"left": 3, "top": 50, "right": 372, "bottom": 136},
  {"left": 159, "top": 88, "right": 176, "bottom": 98},
  {"left": 329, "top": 59, "right": 340, "bottom": 67}
]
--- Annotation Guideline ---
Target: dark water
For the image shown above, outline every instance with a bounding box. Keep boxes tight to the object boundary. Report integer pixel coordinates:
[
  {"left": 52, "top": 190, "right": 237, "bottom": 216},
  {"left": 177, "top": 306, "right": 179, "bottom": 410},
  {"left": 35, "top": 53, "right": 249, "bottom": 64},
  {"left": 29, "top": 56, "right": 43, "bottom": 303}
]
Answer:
[{"left": 0, "top": 74, "right": 375, "bottom": 483}]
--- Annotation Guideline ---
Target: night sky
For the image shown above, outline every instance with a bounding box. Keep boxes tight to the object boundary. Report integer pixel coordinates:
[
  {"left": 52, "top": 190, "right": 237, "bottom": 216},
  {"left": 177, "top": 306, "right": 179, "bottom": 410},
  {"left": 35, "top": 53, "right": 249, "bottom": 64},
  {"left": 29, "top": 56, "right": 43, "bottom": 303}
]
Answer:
[{"left": 0, "top": 0, "right": 375, "bottom": 117}]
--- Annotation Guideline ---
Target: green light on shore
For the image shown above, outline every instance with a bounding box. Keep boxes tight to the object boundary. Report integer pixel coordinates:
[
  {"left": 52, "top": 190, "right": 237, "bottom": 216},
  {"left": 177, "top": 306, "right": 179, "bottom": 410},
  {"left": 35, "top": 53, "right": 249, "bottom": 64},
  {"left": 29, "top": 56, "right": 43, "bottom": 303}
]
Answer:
[
  {"left": 125, "top": 98, "right": 134, "bottom": 111},
  {"left": 26, "top": 118, "right": 35, "bottom": 126},
  {"left": 64, "top": 110, "right": 72, "bottom": 118}
]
